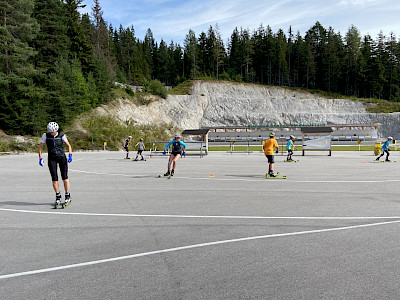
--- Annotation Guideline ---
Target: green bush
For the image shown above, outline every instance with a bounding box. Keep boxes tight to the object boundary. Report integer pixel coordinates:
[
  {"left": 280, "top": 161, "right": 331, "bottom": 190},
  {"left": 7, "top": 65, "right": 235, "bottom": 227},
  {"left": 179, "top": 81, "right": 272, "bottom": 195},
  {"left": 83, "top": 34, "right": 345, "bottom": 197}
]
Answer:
[
  {"left": 145, "top": 80, "right": 168, "bottom": 99},
  {"left": 168, "top": 80, "right": 193, "bottom": 95},
  {"left": 66, "top": 115, "right": 177, "bottom": 151}
]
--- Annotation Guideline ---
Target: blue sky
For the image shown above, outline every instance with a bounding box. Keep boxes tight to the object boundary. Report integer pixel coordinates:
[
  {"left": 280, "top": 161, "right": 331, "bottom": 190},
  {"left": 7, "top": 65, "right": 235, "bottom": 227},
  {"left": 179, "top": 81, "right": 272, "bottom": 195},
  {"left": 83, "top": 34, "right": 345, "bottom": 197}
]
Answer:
[{"left": 81, "top": 0, "right": 400, "bottom": 44}]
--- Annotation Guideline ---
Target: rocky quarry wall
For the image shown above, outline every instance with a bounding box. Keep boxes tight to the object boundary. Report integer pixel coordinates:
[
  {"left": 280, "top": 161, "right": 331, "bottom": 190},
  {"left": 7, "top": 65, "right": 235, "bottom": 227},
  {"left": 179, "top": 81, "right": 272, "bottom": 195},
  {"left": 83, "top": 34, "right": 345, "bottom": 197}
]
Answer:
[{"left": 96, "top": 81, "right": 400, "bottom": 139}]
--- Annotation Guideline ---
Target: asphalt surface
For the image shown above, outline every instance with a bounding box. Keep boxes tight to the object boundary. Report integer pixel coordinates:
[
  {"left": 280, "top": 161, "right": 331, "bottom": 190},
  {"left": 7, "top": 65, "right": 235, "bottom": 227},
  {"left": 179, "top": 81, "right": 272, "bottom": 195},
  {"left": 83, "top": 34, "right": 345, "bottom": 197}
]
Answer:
[{"left": 1, "top": 150, "right": 400, "bottom": 299}]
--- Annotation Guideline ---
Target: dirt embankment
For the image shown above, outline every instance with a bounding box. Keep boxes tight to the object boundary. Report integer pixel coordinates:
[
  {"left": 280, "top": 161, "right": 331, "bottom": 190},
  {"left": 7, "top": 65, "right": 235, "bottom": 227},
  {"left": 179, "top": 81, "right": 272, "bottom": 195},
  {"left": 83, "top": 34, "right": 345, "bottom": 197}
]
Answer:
[{"left": 94, "top": 81, "right": 400, "bottom": 138}]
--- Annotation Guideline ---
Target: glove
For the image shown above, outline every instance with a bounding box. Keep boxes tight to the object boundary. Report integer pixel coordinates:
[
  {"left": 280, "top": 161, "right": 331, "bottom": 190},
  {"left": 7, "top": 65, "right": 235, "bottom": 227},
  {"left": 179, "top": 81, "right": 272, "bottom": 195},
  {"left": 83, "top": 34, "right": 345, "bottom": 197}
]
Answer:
[
  {"left": 39, "top": 158, "right": 44, "bottom": 167},
  {"left": 68, "top": 154, "right": 72, "bottom": 163},
  {"left": 182, "top": 151, "right": 186, "bottom": 156},
  {"left": 275, "top": 150, "right": 279, "bottom": 154},
  {"left": 162, "top": 151, "right": 166, "bottom": 155}
]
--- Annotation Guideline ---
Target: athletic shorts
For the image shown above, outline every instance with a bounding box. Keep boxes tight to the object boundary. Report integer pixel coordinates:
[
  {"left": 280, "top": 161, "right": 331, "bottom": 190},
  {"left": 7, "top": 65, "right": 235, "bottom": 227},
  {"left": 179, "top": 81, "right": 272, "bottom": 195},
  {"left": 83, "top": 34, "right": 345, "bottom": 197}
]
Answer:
[
  {"left": 287, "top": 149, "right": 293, "bottom": 155},
  {"left": 171, "top": 151, "right": 182, "bottom": 157},
  {"left": 48, "top": 155, "right": 68, "bottom": 181},
  {"left": 124, "top": 146, "right": 129, "bottom": 152},
  {"left": 137, "top": 150, "right": 143, "bottom": 155},
  {"left": 265, "top": 155, "right": 274, "bottom": 164}
]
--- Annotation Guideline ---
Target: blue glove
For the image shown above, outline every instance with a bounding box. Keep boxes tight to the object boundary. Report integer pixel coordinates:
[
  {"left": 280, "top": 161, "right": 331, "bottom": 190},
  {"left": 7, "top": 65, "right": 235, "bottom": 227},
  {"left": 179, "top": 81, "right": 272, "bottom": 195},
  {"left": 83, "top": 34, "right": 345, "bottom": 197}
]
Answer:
[
  {"left": 39, "top": 158, "right": 44, "bottom": 167},
  {"left": 182, "top": 151, "right": 186, "bottom": 156},
  {"left": 162, "top": 151, "right": 166, "bottom": 155},
  {"left": 68, "top": 154, "right": 72, "bottom": 163}
]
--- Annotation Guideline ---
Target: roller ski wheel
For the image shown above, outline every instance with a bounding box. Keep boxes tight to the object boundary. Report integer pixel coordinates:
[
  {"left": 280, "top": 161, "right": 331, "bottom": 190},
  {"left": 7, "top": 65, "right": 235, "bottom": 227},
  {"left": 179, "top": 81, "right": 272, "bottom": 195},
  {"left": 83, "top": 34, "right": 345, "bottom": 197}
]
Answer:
[{"left": 284, "top": 159, "right": 298, "bottom": 163}]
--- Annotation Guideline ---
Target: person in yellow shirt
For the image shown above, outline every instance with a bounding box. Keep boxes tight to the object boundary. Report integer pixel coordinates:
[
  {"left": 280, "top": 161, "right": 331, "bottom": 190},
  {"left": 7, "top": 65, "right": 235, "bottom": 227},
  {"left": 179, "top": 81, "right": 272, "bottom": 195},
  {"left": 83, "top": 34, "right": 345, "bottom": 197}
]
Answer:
[{"left": 263, "top": 132, "right": 279, "bottom": 177}]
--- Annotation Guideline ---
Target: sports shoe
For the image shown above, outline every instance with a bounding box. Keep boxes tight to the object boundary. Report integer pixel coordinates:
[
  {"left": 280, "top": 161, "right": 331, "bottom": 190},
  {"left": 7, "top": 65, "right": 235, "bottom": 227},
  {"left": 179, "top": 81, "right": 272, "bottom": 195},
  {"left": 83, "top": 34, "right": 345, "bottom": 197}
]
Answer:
[
  {"left": 386, "top": 159, "right": 391, "bottom": 162},
  {"left": 171, "top": 170, "right": 174, "bottom": 176},
  {"left": 376, "top": 157, "right": 380, "bottom": 161},
  {"left": 163, "top": 171, "right": 170, "bottom": 176}
]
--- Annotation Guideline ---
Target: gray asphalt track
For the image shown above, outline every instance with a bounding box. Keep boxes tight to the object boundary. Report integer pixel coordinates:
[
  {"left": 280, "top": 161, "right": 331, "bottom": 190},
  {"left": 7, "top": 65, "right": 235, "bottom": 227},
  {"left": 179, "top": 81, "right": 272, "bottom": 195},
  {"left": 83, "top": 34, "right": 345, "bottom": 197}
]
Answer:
[{"left": 1, "top": 150, "right": 400, "bottom": 299}]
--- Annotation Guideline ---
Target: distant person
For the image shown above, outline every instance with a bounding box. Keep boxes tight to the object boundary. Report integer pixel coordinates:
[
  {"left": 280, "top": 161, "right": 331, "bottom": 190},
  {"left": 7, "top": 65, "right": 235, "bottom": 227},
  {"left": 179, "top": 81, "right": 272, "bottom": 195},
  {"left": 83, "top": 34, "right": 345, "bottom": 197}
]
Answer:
[
  {"left": 286, "top": 135, "right": 295, "bottom": 161},
  {"left": 162, "top": 134, "right": 187, "bottom": 177},
  {"left": 376, "top": 136, "right": 393, "bottom": 161},
  {"left": 134, "top": 138, "right": 146, "bottom": 161},
  {"left": 124, "top": 136, "right": 132, "bottom": 159},
  {"left": 38, "top": 122, "right": 73, "bottom": 207},
  {"left": 263, "top": 132, "right": 279, "bottom": 177}
]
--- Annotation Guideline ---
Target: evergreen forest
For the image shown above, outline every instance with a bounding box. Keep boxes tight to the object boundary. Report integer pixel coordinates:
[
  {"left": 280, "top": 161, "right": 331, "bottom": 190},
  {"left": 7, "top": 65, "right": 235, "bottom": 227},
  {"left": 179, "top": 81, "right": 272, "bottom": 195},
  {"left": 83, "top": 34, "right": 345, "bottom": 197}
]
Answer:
[{"left": 1, "top": 0, "right": 400, "bottom": 135}]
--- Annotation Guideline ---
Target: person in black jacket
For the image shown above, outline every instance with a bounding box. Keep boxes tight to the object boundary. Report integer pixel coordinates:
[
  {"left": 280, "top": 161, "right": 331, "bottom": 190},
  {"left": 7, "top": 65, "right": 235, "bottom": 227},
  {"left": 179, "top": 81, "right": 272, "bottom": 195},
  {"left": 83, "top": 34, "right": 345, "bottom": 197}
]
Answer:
[{"left": 39, "top": 122, "right": 73, "bottom": 207}]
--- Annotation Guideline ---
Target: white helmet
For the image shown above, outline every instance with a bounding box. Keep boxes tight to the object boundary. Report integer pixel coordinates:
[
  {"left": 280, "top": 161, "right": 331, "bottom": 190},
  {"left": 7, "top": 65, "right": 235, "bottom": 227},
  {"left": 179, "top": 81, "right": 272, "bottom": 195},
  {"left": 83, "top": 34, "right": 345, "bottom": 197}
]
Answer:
[
  {"left": 47, "top": 122, "right": 59, "bottom": 133},
  {"left": 128, "top": 136, "right": 132, "bottom": 139},
  {"left": 290, "top": 135, "right": 295, "bottom": 139},
  {"left": 175, "top": 133, "right": 181, "bottom": 138},
  {"left": 388, "top": 136, "right": 393, "bottom": 140}
]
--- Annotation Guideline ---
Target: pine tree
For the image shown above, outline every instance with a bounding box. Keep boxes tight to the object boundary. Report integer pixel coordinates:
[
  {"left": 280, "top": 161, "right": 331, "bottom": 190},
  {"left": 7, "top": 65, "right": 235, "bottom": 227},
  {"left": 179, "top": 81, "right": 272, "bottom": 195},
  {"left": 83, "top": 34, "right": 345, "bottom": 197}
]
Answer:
[
  {"left": 343, "top": 25, "right": 361, "bottom": 96},
  {"left": 33, "top": 0, "right": 69, "bottom": 71},
  {"left": 241, "top": 28, "right": 254, "bottom": 82},
  {"left": 228, "top": 27, "right": 241, "bottom": 78},
  {"left": 184, "top": 29, "right": 198, "bottom": 79},
  {"left": 0, "top": 0, "right": 43, "bottom": 134},
  {"left": 275, "top": 29, "right": 288, "bottom": 85}
]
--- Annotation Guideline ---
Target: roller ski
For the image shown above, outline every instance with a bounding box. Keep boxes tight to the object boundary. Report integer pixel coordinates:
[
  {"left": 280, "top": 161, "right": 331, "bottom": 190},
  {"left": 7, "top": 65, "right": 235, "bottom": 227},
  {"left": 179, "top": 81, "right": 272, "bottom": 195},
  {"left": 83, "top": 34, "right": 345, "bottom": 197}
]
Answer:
[
  {"left": 158, "top": 170, "right": 174, "bottom": 178},
  {"left": 133, "top": 158, "right": 146, "bottom": 161},
  {"left": 284, "top": 159, "right": 298, "bottom": 163},
  {"left": 54, "top": 193, "right": 62, "bottom": 209},
  {"left": 266, "top": 172, "right": 286, "bottom": 179},
  {"left": 373, "top": 159, "right": 397, "bottom": 163},
  {"left": 62, "top": 193, "right": 71, "bottom": 208}
]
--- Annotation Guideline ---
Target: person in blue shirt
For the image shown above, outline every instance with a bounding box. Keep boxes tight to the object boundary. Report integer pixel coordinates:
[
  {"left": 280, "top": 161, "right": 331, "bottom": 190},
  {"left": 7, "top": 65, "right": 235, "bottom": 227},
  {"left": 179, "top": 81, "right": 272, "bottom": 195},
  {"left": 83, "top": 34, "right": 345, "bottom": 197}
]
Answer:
[
  {"left": 376, "top": 137, "right": 393, "bottom": 161},
  {"left": 286, "top": 135, "right": 295, "bottom": 161},
  {"left": 162, "top": 134, "right": 187, "bottom": 176}
]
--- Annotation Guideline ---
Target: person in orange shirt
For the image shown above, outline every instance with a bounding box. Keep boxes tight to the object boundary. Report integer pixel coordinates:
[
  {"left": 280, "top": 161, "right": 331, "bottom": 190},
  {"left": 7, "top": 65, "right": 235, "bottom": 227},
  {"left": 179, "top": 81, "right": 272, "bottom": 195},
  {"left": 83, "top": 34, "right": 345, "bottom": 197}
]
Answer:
[{"left": 263, "top": 132, "right": 279, "bottom": 177}]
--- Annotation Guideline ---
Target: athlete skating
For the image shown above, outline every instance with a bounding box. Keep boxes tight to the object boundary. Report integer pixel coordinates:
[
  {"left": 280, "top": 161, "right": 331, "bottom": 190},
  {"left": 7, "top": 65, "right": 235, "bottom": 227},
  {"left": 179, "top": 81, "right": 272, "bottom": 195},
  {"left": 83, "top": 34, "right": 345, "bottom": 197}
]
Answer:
[
  {"left": 160, "top": 134, "right": 186, "bottom": 177},
  {"left": 38, "top": 122, "right": 73, "bottom": 208}
]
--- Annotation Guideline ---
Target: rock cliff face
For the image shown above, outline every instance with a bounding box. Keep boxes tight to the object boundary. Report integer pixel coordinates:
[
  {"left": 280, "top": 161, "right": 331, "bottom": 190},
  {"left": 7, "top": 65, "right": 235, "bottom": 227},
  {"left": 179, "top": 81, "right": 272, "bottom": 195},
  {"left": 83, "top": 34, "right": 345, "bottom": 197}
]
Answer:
[{"left": 96, "top": 81, "right": 400, "bottom": 138}]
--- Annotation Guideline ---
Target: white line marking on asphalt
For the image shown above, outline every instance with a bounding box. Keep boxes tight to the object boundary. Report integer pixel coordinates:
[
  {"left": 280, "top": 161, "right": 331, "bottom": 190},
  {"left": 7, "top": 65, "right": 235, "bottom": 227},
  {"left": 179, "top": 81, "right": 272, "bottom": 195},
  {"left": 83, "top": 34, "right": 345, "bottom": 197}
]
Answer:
[
  {"left": 1, "top": 208, "right": 400, "bottom": 220},
  {"left": 70, "top": 169, "right": 144, "bottom": 178},
  {"left": 177, "top": 176, "right": 400, "bottom": 183},
  {"left": 1, "top": 219, "right": 400, "bottom": 280},
  {"left": 70, "top": 168, "right": 400, "bottom": 183}
]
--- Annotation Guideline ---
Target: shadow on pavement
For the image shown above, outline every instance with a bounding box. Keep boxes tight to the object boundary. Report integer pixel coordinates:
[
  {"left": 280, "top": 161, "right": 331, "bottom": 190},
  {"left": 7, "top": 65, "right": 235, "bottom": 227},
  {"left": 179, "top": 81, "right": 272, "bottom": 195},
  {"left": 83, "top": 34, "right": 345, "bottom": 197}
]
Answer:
[
  {"left": 0, "top": 201, "right": 53, "bottom": 207},
  {"left": 225, "top": 174, "right": 266, "bottom": 179}
]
